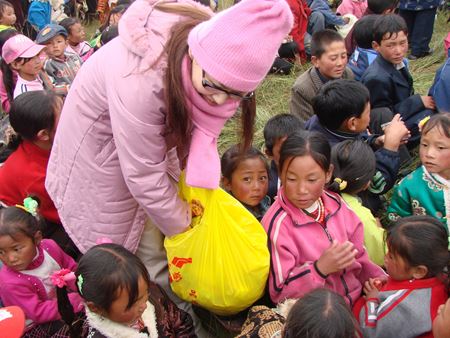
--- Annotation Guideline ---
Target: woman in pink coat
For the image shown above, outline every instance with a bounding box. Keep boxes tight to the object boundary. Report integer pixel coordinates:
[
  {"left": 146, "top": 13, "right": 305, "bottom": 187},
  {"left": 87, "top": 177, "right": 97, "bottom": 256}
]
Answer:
[{"left": 45, "top": 0, "right": 293, "bottom": 332}]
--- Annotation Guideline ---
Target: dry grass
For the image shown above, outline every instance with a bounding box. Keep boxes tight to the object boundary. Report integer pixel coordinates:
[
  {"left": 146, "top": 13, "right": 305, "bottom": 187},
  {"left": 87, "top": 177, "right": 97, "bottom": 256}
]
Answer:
[{"left": 217, "top": 10, "right": 450, "bottom": 154}]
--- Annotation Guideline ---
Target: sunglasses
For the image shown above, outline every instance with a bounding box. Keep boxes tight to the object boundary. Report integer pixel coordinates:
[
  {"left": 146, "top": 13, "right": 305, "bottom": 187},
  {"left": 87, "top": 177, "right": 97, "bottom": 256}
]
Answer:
[{"left": 201, "top": 70, "right": 254, "bottom": 100}]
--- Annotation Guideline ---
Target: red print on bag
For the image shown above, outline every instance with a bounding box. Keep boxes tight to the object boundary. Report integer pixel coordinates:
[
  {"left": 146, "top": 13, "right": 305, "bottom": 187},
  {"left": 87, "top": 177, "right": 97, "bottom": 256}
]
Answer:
[{"left": 172, "top": 257, "right": 193, "bottom": 268}]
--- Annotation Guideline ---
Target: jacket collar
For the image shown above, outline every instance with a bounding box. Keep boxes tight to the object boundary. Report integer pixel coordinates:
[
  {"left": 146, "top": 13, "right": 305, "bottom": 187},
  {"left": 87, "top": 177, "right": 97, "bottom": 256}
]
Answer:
[
  {"left": 277, "top": 188, "right": 342, "bottom": 226},
  {"left": 85, "top": 301, "right": 158, "bottom": 338},
  {"left": 375, "top": 55, "right": 410, "bottom": 89}
]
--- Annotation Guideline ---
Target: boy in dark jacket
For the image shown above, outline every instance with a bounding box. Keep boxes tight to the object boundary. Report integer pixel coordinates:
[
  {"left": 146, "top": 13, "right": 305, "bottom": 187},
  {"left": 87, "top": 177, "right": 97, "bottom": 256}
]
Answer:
[
  {"left": 305, "top": 79, "right": 409, "bottom": 211},
  {"left": 361, "top": 14, "right": 435, "bottom": 143}
]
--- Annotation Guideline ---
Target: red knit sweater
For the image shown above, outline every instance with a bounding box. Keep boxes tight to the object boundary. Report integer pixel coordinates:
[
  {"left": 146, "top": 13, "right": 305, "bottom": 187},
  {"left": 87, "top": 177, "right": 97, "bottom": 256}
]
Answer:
[{"left": 0, "top": 140, "right": 59, "bottom": 223}]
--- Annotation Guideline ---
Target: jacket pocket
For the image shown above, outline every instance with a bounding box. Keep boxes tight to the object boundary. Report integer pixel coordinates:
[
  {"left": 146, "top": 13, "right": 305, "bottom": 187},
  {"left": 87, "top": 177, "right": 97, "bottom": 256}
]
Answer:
[{"left": 94, "top": 137, "right": 117, "bottom": 167}]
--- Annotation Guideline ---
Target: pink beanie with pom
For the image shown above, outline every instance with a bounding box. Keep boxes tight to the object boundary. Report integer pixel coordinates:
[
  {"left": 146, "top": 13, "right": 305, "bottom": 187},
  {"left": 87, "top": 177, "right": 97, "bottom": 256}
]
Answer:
[{"left": 188, "top": 0, "right": 294, "bottom": 93}]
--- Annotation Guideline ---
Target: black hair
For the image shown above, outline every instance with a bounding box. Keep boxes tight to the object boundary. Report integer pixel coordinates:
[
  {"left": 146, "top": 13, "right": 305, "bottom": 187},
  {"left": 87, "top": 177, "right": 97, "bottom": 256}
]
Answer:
[
  {"left": 221, "top": 144, "right": 269, "bottom": 181},
  {"left": 263, "top": 113, "right": 303, "bottom": 156},
  {"left": 100, "top": 25, "right": 119, "bottom": 46},
  {"left": 353, "top": 15, "right": 379, "bottom": 49},
  {"left": 387, "top": 216, "right": 449, "bottom": 278},
  {"left": 421, "top": 113, "right": 450, "bottom": 139},
  {"left": 283, "top": 288, "right": 358, "bottom": 338},
  {"left": 99, "top": 4, "right": 128, "bottom": 32},
  {"left": 0, "top": 0, "right": 13, "bottom": 19},
  {"left": 367, "top": 0, "right": 398, "bottom": 14},
  {"left": 279, "top": 130, "right": 331, "bottom": 177},
  {"left": 373, "top": 14, "right": 408, "bottom": 45},
  {"left": 1, "top": 91, "right": 60, "bottom": 160},
  {"left": 312, "top": 79, "right": 370, "bottom": 131},
  {"left": 329, "top": 140, "right": 375, "bottom": 194},
  {"left": 311, "top": 29, "right": 344, "bottom": 58},
  {"left": 58, "top": 243, "right": 151, "bottom": 338},
  {"left": 0, "top": 29, "right": 17, "bottom": 104},
  {"left": 0, "top": 197, "right": 43, "bottom": 242},
  {"left": 59, "top": 17, "right": 80, "bottom": 36}
]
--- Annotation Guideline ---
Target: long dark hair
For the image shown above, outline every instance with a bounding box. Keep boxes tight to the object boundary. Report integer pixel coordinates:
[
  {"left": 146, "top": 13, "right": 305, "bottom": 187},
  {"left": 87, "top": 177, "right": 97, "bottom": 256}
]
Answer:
[
  {"left": 57, "top": 243, "right": 151, "bottom": 338},
  {"left": 161, "top": 2, "right": 255, "bottom": 156}
]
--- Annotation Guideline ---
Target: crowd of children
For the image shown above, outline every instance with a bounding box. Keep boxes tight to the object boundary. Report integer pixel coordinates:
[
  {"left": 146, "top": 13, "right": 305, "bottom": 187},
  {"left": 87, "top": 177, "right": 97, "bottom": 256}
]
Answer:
[{"left": 0, "top": 0, "right": 448, "bottom": 336}]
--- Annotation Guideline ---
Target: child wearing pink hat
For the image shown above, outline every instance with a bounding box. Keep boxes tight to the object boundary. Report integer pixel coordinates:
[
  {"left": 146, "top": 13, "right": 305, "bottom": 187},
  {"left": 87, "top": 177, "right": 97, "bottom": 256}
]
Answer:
[
  {"left": 1, "top": 34, "right": 46, "bottom": 100},
  {"left": 1, "top": 34, "right": 69, "bottom": 103}
]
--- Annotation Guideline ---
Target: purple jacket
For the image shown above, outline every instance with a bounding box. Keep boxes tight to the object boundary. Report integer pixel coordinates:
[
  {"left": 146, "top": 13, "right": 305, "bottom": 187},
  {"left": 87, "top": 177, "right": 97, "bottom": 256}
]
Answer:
[
  {"left": 46, "top": 0, "right": 213, "bottom": 253},
  {"left": 262, "top": 188, "right": 385, "bottom": 305},
  {"left": 0, "top": 239, "right": 82, "bottom": 324}
]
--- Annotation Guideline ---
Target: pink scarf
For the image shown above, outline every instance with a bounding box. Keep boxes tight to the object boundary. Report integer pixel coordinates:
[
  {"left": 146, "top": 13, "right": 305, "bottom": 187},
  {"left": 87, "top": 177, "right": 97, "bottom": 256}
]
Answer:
[{"left": 182, "top": 56, "right": 240, "bottom": 189}]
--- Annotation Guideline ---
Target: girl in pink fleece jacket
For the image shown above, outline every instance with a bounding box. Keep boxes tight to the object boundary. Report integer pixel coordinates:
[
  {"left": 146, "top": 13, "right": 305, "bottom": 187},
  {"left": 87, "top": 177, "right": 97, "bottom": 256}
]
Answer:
[
  {"left": 0, "top": 199, "right": 82, "bottom": 336},
  {"left": 262, "top": 130, "right": 385, "bottom": 306}
]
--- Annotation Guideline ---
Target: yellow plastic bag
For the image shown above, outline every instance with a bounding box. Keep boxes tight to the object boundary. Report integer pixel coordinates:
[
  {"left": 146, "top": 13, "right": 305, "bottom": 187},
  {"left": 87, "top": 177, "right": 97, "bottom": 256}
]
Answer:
[{"left": 164, "top": 172, "right": 270, "bottom": 316}]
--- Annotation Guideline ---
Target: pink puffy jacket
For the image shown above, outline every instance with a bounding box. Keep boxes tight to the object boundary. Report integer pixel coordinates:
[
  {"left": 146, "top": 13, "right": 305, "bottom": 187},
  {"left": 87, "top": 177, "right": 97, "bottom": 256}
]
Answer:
[{"left": 46, "top": 0, "right": 212, "bottom": 253}]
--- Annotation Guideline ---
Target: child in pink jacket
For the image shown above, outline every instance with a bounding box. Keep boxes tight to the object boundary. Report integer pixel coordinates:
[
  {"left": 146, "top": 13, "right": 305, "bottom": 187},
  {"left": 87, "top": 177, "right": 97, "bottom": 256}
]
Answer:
[
  {"left": 337, "top": 0, "right": 367, "bottom": 19},
  {"left": 262, "top": 130, "right": 385, "bottom": 306}
]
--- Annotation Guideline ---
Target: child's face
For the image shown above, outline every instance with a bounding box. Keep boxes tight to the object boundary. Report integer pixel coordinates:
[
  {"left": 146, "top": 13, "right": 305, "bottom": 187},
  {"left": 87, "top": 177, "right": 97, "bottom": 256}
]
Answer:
[
  {"left": 271, "top": 136, "right": 287, "bottom": 169},
  {"left": 373, "top": 31, "right": 408, "bottom": 65},
  {"left": 106, "top": 276, "right": 149, "bottom": 325},
  {"left": 68, "top": 23, "right": 86, "bottom": 45},
  {"left": 433, "top": 298, "right": 450, "bottom": 338},
  {"left": 0, "top": 232, "right": 40, "bottom": 271},
  {"left": 45, "top": 35, "right": 67, "bottom": 59},
  {"left": 12, "top": 54, "right": 44, "bottom": 79},
  {"left": 282, "top": 155, "right": 332, "bottom": 210},
  {"left": 311, "top": 41, "right": 348, "bottom": 79},
  {"left": 0, "top": 6, "right": 16, "bottom": 26},
  {"left": 420, "top": 126, "right": 450, "bottom": 180},
  {"left": 384, "top": 249, "right": 414, "bottom": 281},
  {"left": 223, "top": 157, "right": 268, "bottom": 207}
]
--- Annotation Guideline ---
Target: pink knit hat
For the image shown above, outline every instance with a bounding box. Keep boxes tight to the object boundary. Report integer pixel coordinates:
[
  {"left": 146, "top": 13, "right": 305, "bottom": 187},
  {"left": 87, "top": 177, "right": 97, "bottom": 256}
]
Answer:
[{"left": 188, "top": 0, "right": 294, "bottom": 93}]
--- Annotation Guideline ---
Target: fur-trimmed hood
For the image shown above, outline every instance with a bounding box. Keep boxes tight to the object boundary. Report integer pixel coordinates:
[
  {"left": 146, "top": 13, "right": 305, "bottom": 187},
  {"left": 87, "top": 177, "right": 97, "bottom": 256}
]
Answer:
[
  {"left": 85, "top": 302, "right": 158, "bottom": 338},
  {"left": 118, "top": 0, "right": 213, "bottom": 70}
]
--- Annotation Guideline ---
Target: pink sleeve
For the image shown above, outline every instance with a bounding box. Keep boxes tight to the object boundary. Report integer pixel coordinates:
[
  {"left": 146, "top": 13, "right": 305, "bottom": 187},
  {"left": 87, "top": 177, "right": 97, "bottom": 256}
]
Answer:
[
  {"left": 266, "top": 219, "right": 326, "bottom": 304},
  {"left": 106, "top": 70, "right": 190, "bottom": 236},
  {"left": 337, "top": 0, "right": 355, "bottom": 15},
  {"left": 0, "top": 73, "right": 10, "bottom": 113},
  {"left": 0, "top": 281, "right": 82, "bottom": 323}
]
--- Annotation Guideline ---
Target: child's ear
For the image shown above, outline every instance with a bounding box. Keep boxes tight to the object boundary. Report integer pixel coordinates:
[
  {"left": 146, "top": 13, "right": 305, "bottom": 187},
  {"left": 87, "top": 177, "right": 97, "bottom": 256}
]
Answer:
[
  {"left": 36, "top": 129, "right": 50, "bottom": 142},
  {"left": 411, "top": 265, "right": 428, "bottom": 280},
  {"left": 10, "top": 60, "right": 22, "bottom": 71},
  {"left": 222, "top": 177, "right": 232, "bottom": 191},
  {"left": 372, "top": 41, "right": 380, "bottom": 52},
  {"left": 34, "top": 230, "right": 42, "bottom": 245},
  {"left": 311, "top": 55, "right": 319, "bottom": 68},
  {"left": 86, "top": 301, "right": 105, "bottom": 316},
  {"left": 345, "top": 116, "right": 358, "bottom": 132},
  {"left": 325, "top": 164, "right": 334, "bottom": 183}
]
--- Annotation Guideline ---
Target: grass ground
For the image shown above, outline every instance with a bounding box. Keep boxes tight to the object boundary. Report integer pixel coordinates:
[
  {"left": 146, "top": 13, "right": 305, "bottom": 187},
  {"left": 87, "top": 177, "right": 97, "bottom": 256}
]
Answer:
[{"left": 217, "top": 10, "right": 450, "bottom": 154}]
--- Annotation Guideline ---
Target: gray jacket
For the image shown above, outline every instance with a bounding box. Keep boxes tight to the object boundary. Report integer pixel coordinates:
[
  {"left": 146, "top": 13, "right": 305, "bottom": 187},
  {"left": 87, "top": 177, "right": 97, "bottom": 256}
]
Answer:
[{"left": 289, "top": 66, "right": 353, "bottom": 122}]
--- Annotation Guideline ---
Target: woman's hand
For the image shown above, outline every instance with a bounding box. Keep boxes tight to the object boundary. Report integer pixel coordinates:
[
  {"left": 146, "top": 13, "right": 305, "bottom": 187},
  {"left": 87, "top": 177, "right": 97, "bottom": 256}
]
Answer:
[{"left": 316, "top": 241, "right": 358, "bottom": 276}]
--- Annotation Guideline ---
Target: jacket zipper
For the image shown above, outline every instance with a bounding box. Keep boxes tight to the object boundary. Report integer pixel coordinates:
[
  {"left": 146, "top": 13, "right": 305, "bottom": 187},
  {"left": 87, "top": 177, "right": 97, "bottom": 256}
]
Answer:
[{"left": 319, "top": 223, "right": 352, "bottom": 307}]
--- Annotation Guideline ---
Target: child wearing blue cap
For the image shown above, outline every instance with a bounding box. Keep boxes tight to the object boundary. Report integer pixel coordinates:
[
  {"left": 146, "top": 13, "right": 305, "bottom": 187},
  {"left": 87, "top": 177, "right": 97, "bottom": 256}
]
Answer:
[{"left": 36, "top": 24, "right": 83, "bottom": 90}]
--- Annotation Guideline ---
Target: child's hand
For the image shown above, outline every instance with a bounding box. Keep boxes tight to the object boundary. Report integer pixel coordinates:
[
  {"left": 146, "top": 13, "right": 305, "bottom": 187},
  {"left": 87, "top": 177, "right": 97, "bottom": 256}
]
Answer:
[
  {"left": 421, "top": 96, "right": 436, "bottom": 110},
  {"left": 383, "top": 114, "right": 410, "bottom": 151},
  {"left": 316, "top": 241, "right": 358, "bottom": 276},
  {"left": 364, "top": 278, "right": 381, "bottom": 299},
  {"left": 190, "top": 199, "right": 204, "bottom": 217}
]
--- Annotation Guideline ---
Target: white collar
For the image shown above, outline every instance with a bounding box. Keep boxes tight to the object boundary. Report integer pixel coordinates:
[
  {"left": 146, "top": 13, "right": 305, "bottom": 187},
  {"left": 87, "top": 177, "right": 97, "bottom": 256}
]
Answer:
[{"left": 85, "top": 301, "right": 158, "bottom": 338}]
